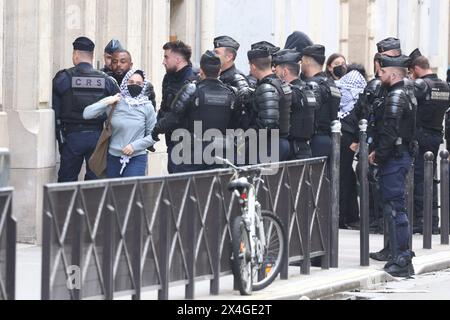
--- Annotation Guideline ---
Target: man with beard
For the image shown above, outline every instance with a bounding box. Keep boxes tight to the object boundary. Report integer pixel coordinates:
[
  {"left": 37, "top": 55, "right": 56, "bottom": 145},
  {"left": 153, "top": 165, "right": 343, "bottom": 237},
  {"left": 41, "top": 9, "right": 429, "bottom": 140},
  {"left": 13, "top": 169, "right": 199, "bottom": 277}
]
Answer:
[
  {"left": 111, "top": 49, "right": 156, "bottom": 108},
  {"left": 152, "top": 40, "right": 196, "bottom": 173},
  {"left": 369, "top": 54, "right": 417, "bottom": 277}
]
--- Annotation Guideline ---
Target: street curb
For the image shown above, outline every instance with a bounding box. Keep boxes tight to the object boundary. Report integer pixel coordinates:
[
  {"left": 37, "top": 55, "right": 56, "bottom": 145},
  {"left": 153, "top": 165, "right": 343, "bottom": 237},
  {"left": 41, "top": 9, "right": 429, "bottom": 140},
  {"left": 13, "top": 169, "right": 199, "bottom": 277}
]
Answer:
[{"left": 263, "top": 251, "right": 450, "bottom": 300}]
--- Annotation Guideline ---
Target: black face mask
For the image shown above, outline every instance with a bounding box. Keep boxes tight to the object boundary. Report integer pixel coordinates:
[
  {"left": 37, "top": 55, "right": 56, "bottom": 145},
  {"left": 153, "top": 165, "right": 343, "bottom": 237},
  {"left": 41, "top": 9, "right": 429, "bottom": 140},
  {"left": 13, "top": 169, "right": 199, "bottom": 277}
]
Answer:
[
  {"left": 128, "top": 85, "right": 143, "bottom": 98},
  {"left": 333, "top": 65, "right": 347, "bottom": 79}
]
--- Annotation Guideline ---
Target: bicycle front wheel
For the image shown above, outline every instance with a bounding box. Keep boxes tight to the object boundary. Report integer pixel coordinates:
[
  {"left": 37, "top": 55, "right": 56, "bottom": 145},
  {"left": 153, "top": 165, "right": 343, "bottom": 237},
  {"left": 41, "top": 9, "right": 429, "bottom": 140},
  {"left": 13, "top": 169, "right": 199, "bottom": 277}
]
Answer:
[
  {"left": 252, "top": 211, "right": 287, "bottom": 292},
  {"left": 231, "top": 216, "right": 253, "bottom": 296}
]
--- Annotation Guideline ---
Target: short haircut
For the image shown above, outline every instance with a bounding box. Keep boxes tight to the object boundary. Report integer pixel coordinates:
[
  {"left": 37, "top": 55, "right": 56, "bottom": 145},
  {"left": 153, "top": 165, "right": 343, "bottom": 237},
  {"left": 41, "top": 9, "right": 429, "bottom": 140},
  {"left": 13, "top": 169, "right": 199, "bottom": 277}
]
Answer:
[
  {"left": 113, "top": 49, "right": 132, "bottom": 61},
  {"left": 224, "top": 47, "right": 237, "bottom": 61},
  {"left": 250, "top": 56, "right": 272, "bottom": 71},
  {"left": 201, "top": 64, "right": 221, "bottom": 78},
  {"left": 163, "top": 40, "right": 192, "bottom": 62},
  {"left": 391, "top": 67, "right": 407, "bottom": 78},
  {"left": 410, "top": 56, "right": 430, "bottom": 70},
  {"left": 280, "top": 63, "right": 300, "bottom": 77}
]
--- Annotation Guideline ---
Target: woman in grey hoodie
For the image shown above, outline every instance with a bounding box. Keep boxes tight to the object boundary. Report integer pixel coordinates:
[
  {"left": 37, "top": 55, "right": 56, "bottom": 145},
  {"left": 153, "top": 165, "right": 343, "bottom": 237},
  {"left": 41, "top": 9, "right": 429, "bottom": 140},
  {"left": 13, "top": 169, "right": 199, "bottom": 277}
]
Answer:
[{"left": 84, "top": 69, "right": 157, "bottom": 178}]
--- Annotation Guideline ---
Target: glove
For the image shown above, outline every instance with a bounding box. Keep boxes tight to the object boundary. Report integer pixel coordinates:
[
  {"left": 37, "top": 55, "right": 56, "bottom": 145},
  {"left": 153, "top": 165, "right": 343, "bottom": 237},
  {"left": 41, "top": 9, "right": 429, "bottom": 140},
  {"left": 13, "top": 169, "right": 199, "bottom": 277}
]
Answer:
[{"left": 152, "top": 130, "right": 160, "bottom": 142}]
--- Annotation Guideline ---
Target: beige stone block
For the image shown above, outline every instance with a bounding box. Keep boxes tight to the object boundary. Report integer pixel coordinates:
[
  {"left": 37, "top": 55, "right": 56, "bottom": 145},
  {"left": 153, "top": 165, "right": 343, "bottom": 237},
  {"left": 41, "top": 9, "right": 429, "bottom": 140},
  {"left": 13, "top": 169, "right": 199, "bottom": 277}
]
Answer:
[
  {"left": 11, "top": 167, "right": 56, "bottom": 244},
  {"left": 7, "top": 109, "right": 56, "bottom": 169},
  {"left": 0, "top": 112, "right": 9, "bottom": 148}
]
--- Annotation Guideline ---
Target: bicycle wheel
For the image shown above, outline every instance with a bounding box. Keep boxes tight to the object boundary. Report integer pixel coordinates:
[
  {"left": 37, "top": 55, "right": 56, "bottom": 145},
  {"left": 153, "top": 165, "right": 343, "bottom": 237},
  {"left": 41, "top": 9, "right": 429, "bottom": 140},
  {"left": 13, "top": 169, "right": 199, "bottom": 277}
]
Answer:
[
  {"left": 231, "top": 216, "right": 253, "bottom": 296},
  {"left": 252, "top": 211, "right": 287, "bottom": 291}
]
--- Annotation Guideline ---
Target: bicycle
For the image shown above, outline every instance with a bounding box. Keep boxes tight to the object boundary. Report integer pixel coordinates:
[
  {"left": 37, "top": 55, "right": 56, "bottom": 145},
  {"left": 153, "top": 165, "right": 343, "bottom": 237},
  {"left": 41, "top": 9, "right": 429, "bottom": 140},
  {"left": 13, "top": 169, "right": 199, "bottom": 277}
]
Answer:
[{"left": 216, "top": 157, "right": 287, "bottom": 296}]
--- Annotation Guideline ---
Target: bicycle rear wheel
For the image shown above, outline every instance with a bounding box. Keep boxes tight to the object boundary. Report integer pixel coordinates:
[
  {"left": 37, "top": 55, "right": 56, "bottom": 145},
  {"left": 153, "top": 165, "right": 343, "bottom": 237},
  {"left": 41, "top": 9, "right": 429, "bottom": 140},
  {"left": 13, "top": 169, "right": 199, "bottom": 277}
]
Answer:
[
  {"left": 231, "top": 216, "right": 253, "bottom": 296},
  {"left": 252, "top": 211, "right": 287, "bottom": 291}
]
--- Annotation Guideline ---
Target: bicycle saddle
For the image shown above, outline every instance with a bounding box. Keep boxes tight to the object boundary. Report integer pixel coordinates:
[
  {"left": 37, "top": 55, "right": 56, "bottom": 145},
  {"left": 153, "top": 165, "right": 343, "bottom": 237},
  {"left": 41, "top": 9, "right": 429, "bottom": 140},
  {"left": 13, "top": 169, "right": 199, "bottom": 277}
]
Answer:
[{"left": 228, "top": 177, "right": 251, "bottom": 191}]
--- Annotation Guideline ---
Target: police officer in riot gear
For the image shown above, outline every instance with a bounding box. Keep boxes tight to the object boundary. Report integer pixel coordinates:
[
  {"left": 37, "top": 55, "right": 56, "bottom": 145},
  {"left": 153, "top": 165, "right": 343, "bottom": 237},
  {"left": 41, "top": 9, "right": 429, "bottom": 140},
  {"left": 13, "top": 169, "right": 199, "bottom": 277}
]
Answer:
[
  {"left": 408, "top": 49, "right": 450, "bottom": 234},
  {"left": 273, "top": 49, "right": 316, "bottom": 159},
  {"left": 213, "top": 36, "right": 251, "bottom": 130},
  {"left": 247, "top": 41, "right": 281, "bottom": 89},
  {"left": 357, "top": 38, "right": 402, "bottom": 238},
  {"left": 153, "top": 51, "right": 236, "bottom": 173},
  {"left": 301, "top": 45, "right": 340, "bottom": 158},
  {"left": 101, "top": 39, "right": 124, "bottom": 74},
  {"left": 52, "top": 37, "right": 120, "bottom": 182},
  {"left": 154, "top": 40, "right": 196, "bottom": 173},
  {"left": 369, "top": 54, "right": 416, "bottom": 277},
  {"left": 247, "top": 45, "right": 292, "bottom": 163}
]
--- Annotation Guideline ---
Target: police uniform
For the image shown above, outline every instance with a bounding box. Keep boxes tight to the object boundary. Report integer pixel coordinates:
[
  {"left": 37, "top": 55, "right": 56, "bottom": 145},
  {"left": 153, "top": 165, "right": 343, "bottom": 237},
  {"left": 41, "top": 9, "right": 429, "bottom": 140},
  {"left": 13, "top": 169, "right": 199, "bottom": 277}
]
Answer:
[
  {"left": 53, "top": 37, "right": 120, "bottom": 182},
  {"left": 248, "top": 46, "right": 292, "bottom": 163},
  {"left": 408, "top": 49, "right": 450, "bottom": 234},
  {"left": 214, "top": 36, "right": 252, "bottom": 131},
  {"left": 302, "top": 45, "right": 340, "bottom": 158},
  {"left": 155, "top": 51, "right": 236, "bottom": 173},
  {"left": 361, "top": 38, "right": 402, "bottom": 238},
  {"left": 273, "top": 49, "right": 316, "bottom": 160},
  {"left": 374, "top": 55, "right": 416, "bottom": 277},
  {"left": 246, "top": 42, "right": 280, "bottom": 90}
]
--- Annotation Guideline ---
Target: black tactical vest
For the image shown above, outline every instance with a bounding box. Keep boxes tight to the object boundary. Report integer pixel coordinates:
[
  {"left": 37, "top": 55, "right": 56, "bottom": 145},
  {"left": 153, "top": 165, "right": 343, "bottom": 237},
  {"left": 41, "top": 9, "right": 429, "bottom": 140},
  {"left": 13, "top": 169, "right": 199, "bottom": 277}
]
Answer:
[
  {"left": 187, "top": 80, "right": 234, "bottom": 134},
  {"left": 290, "top": 80, "right": 317, "bottom": 140},
  {"left": 61, "top": 67, "right": 109, "bottom": 126},
  {"left": 307, "top": 74, "right": 340, "bottom": 136},
  {"left": 417, "top": 77, "right": 450, "bottom": 133},
  {"left": 261, "top": 77, "right": 293, "bottom": 139}
]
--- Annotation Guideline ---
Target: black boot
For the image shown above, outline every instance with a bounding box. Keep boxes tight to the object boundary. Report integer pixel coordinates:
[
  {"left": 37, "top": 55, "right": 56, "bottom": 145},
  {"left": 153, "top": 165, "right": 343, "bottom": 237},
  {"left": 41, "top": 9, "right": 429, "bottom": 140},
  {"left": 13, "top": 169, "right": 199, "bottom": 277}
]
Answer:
[
  {"left": 370, "top": 247, "right": 391, "bottom": 262},
  {"left": 384, "top": 255, "right": 415, "bottom": 278}
]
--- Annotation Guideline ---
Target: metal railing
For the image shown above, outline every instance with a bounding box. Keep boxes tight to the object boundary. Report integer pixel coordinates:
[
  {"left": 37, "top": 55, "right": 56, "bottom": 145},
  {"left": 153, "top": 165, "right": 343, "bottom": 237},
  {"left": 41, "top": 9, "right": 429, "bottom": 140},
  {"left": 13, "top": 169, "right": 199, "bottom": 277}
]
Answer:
[
  {"left": 0, "top": 148, "right": 15, "bottom": 300},
  {"left": 41, "top": 158, "right": 330, "bottom": 300}
]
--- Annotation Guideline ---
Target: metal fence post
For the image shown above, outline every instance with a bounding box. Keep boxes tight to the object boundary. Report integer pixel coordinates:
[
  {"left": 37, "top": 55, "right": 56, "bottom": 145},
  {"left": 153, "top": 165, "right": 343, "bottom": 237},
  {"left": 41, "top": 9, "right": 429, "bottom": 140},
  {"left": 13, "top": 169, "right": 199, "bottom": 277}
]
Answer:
[
  {"left": 0, "top": 148, "right": 10, "bottom": 188},
  {"left": 440, "top": 150, "right": 449, "bottom": 245},
  {"left": 423, "top": 152, "right": 434, "bottom": 249},
  {"left": 330, "top": 120, "right": 341, "bottom": 268},
  {"left": 359, "top": 120, "right": 370, "bottom": 266}
]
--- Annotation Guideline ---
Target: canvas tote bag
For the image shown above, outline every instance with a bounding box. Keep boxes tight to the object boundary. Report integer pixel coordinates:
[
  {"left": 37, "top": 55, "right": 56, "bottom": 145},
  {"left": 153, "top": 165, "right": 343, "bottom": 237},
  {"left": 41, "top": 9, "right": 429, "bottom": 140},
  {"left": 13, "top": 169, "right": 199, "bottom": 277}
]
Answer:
[{"left": 88, "top": 103, "right": 118, "bottom": 178}]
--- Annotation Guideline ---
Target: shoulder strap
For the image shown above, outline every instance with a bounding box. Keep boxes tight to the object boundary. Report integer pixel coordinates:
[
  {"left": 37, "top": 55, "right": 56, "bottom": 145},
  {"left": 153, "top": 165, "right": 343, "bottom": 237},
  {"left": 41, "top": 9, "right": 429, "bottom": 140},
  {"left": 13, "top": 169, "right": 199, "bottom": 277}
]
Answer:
[{"left": 106, "top": 102, "right": 118, "bottom": 129}]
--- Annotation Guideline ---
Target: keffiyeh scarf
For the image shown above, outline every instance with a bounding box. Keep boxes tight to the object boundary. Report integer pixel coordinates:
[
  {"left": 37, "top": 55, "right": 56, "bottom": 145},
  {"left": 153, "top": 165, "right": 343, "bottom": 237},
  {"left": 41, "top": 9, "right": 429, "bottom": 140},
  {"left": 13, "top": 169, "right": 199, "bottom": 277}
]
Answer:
[
  {"left": 120, "top": 69, "right": 151, "bottom": 108},
  {"left": 336, "top": 70, "right": 367, "bottom": 119}
]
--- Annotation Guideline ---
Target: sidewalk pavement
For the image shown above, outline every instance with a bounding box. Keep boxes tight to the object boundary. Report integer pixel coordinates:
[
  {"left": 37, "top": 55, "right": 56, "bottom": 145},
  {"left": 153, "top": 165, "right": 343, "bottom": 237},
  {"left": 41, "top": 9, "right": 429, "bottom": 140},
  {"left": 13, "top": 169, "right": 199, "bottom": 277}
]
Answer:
[{"left": 16, "top": 230, "right": 450, "bottom": 300}]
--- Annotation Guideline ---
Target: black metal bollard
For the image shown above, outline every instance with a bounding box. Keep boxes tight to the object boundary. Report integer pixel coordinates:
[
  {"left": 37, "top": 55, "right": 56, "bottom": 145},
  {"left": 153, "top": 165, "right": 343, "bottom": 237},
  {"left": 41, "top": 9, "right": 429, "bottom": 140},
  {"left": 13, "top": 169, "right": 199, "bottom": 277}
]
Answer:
[
  {"left": 440, "top": 150, "right": 449, "bottom": 245},
  {"left": 406, "top": 164, "right": 415, "bottom": 250},
  {"left": 423, "top": 152, "right": 434, "bottom": 249},
  {"left": 330, "top": 120, "right": 341, "bottom": 268},
  {"left": 359, "top": 120, "right": 369, "bottom": 266}
]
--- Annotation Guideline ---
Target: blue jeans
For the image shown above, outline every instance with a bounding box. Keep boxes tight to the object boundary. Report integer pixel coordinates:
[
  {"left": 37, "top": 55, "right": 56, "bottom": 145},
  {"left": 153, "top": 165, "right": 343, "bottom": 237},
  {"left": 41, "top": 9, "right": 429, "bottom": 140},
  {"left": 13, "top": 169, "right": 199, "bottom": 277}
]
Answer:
[
  {"left": 107, "top": 154, "right": 148, "bottom": 178},
  {"left": 58, "top": 131, "right": 101, "bottom": 183}
]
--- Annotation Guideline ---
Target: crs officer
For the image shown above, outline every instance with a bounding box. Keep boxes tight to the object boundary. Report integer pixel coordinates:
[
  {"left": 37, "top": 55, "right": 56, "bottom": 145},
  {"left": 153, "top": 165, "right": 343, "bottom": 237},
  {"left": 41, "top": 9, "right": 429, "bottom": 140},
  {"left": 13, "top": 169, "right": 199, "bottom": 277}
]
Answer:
[
  {"left": 247, "top": 41, "right": 281, "bottom": 89},
  {"left": 273, "top": 49, "right": 317, "bottom": 159},
  {"left": 409, "top": 49, "right": 450, "bottom": 234},
  {"left": 153, "top": 51, "right": 236, "bottom": 172},
  {"left": 301, "top": 45, "right": 340, "bottom": 158},
  {"left": 52, "top": 37, "right": 120, "bottom": 182},
  {"left": 369, "top": 54, "right": 417, "bottom": 277},
  {"left": 247, "top": 45, "right": 292, "bottom": 163},
  {"left": 214, "top": 36, "right": 251, "bottom": 130}
]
